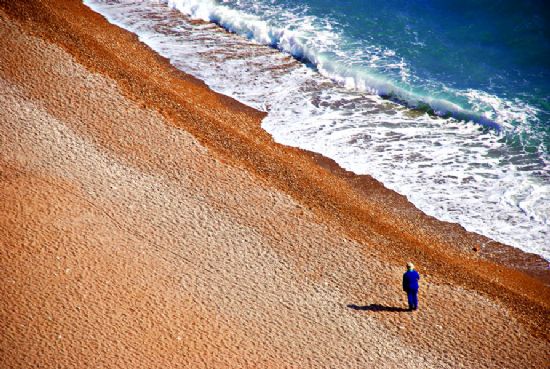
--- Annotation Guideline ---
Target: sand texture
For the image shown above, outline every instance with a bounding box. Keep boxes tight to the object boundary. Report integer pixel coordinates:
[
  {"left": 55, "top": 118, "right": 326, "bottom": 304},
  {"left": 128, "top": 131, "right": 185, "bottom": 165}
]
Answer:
[{"left": 0, "top": 1, "right": 549, "bottom": 368}]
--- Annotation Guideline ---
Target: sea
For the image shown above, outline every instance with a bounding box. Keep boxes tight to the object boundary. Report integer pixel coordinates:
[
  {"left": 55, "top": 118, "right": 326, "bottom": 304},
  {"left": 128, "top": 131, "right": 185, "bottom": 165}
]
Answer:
[{"left": 83, "top": 0, "right": 550, "bottom": 260}]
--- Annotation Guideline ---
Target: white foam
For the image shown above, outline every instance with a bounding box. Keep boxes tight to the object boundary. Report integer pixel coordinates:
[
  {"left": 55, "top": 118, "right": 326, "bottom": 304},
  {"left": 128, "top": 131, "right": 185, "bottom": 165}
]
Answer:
[
  {"left": 83, "top": 0, "right": 550, "bottom": 260},
  {"left": 162, "top": 0, "right": 541, "bottom": 131}
]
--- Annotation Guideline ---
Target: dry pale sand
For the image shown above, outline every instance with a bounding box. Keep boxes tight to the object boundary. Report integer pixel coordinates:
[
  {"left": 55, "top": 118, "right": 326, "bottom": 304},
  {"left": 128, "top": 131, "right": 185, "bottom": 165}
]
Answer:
[{"left": 0, "top": 1, "right": 549, "bottom": 368}]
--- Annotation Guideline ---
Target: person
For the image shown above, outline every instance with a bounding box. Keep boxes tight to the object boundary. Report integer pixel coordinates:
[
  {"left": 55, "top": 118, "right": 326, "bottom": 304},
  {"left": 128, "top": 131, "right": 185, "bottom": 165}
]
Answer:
[{"left": 402, "top": 262, "right": 420, "bottom": 311}]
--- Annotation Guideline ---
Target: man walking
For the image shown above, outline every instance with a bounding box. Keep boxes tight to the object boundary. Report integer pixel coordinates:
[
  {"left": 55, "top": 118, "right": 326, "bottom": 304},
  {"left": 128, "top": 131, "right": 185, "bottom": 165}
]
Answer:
[{"left": 402, "top": 262, "right": 420, "bottom": 311}]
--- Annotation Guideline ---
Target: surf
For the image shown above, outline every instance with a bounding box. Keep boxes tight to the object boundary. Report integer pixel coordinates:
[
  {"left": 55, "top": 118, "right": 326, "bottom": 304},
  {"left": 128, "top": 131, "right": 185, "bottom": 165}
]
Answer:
[{"left": 165, "top": 0, "right": 510, "bottom": 130}]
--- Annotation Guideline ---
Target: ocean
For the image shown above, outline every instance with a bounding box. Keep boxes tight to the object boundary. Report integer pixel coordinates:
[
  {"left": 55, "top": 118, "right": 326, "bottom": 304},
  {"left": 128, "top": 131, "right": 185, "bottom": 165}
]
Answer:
[{"left": 83, "top": 0, "right": 549, "bottom": 260}]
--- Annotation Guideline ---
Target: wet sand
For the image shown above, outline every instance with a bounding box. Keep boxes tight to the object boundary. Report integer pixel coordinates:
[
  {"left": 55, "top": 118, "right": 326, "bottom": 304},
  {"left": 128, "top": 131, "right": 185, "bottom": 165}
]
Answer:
[{"left": 0, "top": 1, "right": 548, "bottom": 368}]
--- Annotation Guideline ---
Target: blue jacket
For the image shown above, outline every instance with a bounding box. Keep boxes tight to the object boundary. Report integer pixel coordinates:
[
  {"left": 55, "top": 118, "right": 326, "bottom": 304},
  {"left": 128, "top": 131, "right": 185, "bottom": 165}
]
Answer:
[{"left": 403, "top": 270, "right": 420, "bottom": 291}]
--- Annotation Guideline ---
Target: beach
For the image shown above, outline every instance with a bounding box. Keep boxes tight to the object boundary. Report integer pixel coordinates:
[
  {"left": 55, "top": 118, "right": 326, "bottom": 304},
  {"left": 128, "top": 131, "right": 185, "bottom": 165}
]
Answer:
[{"left": 0, "top": 1, "right": 549, "bottom": 367}]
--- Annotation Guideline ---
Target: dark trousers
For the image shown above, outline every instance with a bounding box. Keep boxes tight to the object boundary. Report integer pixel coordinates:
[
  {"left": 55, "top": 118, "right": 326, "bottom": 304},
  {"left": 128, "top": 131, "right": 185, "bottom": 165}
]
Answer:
[{"left": 406, "top": 289, "right": 418, "bottom": 310}]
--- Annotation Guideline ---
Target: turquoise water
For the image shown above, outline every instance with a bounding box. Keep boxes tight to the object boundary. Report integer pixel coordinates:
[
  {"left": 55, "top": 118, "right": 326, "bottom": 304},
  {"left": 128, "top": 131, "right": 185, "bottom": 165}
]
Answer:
[
  {"left": 83, "top": 0, "right": 550, "bottom": 259},
  {"left": 214, "top": 0, "right": 549, "bottom": 143}
]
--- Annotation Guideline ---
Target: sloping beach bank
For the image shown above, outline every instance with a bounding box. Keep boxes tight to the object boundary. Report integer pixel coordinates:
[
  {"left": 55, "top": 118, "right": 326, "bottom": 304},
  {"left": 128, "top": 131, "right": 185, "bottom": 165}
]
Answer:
[{"left": 0, "top": 1, "right": 548, "bottom": 368}]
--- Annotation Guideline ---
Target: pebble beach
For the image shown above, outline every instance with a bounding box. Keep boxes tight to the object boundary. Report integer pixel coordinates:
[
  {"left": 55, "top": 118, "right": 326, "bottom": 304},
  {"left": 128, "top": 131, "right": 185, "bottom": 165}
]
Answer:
[{"left": 0, "top": 1, "right": 549, "bottom": 367}]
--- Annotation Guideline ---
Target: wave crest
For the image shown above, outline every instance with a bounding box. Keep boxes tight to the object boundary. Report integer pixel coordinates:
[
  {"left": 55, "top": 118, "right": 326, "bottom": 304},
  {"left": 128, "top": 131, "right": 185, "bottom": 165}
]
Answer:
[{"left": 165, "top": 0, "right": 510, "bottom": 130}]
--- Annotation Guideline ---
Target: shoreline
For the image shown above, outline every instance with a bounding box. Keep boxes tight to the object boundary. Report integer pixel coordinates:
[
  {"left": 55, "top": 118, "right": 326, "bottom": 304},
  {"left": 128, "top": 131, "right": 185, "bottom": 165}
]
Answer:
[
  {"left": 1, "top": 1, "right": 549, "bottom": 367},
  {"left": 310, "top": 152, "right": 550, "bottom": 284},
  {"left": 84, "top": 0, "right": 549, "bottom": 274},
  {"left": 84, "top": 0, "right": 549, "bottom": 258}
]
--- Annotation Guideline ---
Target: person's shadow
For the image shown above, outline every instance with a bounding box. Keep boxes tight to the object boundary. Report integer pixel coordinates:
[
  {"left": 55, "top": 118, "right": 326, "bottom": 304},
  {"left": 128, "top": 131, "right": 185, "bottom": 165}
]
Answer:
[{"left": 347, "top": 304, "right": 409, "bottom": 312}]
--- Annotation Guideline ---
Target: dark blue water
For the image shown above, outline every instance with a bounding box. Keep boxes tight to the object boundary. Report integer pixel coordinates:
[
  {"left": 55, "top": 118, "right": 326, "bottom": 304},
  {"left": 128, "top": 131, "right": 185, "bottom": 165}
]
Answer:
[{"left": 303, "top": 0, "right": 549, "bottom": 95}]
